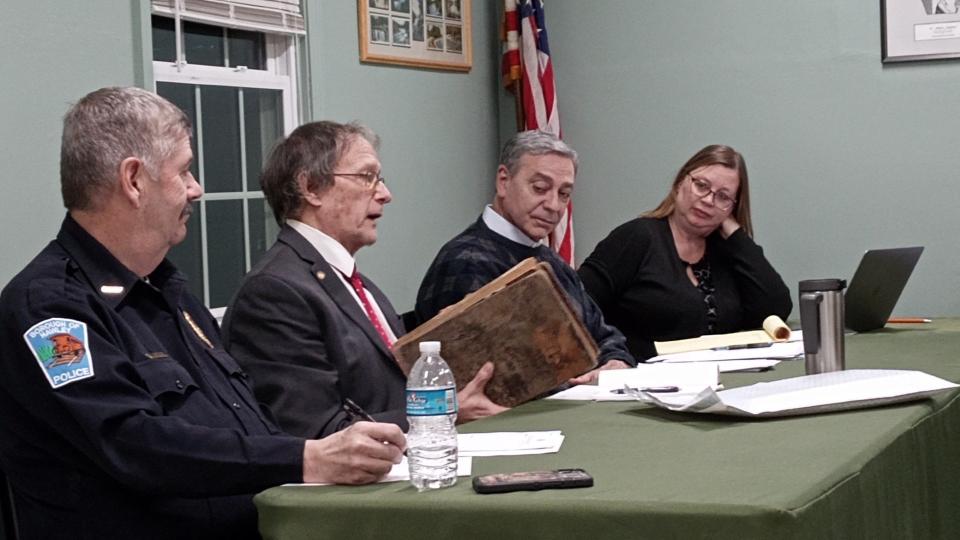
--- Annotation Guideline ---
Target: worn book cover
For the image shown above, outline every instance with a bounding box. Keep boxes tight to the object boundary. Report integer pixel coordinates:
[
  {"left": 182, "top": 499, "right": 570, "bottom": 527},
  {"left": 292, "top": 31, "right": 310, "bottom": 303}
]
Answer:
[{"left": 394, "top": 258, "right": 599, "bottom": 408}]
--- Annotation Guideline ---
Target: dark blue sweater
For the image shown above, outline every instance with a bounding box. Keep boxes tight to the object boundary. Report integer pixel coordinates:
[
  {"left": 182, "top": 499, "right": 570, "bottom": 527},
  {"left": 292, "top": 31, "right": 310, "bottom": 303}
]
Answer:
[{"left": 416, "top": 217, "right": 636, "bottom": 366}]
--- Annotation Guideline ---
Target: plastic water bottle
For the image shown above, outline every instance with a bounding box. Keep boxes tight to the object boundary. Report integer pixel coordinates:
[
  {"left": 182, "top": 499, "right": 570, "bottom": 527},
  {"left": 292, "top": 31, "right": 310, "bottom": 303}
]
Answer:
[{"left": 406, "top": 341, "right": 458, "bottom": 491}]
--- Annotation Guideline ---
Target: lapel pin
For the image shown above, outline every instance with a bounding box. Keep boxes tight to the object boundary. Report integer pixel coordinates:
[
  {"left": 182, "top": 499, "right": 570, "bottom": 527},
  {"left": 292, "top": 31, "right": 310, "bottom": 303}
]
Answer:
[{"left": 182, "top": 310, "right": 214, "bottom": 349}]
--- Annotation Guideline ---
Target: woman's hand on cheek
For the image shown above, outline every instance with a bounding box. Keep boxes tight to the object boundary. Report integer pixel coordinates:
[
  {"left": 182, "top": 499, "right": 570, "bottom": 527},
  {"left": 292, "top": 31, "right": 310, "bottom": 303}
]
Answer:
[{"left": 720, "top": 216, "right": 741, "bottom": 239}]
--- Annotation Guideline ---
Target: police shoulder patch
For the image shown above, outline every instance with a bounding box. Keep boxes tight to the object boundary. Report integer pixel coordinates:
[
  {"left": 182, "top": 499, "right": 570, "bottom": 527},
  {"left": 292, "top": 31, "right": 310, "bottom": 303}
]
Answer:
[{"left": 23, "top": 318, "right": 95, "bottom": 389}]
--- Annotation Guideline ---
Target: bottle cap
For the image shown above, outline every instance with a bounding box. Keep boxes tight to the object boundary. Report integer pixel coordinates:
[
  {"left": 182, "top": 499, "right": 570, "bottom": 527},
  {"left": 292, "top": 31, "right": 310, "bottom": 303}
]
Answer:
[{"left": 418, "top": 341, "right": 441, "bottom": 353}]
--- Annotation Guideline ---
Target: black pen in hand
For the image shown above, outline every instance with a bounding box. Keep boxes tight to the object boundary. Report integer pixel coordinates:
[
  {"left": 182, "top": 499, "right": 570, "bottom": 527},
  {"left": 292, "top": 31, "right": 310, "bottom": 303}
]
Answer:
[
  {"left": 342, "top": 398, "right": 407, "bottom": 456},
  {"left": 342, "top": 398, "right": 377, "bottom": 422}
]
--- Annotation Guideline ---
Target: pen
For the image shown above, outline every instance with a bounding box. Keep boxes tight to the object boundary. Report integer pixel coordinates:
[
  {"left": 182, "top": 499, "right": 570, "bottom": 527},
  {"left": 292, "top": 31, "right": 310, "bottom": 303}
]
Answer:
[
  {"left": 887, "top": 317, "right": 932, "bottom": 324},
  {"left": 343, "top": 398, "right": 407, "bottom": 456},
  {"left": 712, "top": 343, "right": 773, "bottom": 351},
  {"left": 611, "top": 386, "right": 680, "bottom": 394},
  {"left": 342, "top": 398, "right": 376, "bottom": 422}
]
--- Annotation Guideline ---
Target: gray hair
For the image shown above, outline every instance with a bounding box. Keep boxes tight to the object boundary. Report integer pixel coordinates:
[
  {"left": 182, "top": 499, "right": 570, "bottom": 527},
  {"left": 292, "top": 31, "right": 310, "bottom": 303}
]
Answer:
[
  {"left": 498, "top": 130, "right": 578, "bottom": 175},
  {"left": 260, "top": 121, "right": 380, "bottom": 224},
  {"left": 60, "top": 87, "right": 191, "bottom": 211}
]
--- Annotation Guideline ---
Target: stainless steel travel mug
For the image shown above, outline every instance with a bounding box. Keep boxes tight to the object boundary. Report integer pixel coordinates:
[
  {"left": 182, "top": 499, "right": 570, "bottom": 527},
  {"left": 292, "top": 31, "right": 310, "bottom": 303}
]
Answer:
[{"left": 799, "top": 279, "right": 847, "bottom": 374}]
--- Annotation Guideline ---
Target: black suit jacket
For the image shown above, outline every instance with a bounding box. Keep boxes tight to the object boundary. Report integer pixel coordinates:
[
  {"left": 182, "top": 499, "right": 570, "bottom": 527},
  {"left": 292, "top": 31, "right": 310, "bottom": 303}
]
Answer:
[{"left": 222, "top": 225, "right": 407, "bottom": 438}]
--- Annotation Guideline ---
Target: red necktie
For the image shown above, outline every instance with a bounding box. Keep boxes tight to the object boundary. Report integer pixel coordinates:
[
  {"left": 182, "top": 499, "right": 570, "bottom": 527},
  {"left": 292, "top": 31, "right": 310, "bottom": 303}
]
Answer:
[{"left": 349, "top": 268, "right": 393, "bottom": 350}]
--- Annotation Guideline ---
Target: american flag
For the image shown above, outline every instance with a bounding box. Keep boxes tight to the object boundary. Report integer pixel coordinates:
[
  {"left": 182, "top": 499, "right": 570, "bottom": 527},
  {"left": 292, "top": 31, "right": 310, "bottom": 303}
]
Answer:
[{"left": 502, "top": 0, "right": 574, "bottom": 266}]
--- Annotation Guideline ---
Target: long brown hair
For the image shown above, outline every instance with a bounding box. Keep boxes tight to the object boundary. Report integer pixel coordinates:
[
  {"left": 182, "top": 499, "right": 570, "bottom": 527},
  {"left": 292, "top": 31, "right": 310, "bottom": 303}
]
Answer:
[{"left": 644, "top": 144, "right": 753, "bottom": 237}]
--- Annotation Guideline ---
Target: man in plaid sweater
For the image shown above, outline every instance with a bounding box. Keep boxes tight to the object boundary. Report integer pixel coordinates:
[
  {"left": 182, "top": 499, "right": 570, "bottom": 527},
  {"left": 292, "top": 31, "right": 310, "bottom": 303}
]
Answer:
[{"left": 415, "top": 131, "right": 636, "bottom": 383}]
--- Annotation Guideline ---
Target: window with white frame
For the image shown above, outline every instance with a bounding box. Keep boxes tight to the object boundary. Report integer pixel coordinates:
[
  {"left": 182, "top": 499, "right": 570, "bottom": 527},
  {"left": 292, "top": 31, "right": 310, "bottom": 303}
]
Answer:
[{"left": 150, "top": 0, "right": 304, "bottom": 307}]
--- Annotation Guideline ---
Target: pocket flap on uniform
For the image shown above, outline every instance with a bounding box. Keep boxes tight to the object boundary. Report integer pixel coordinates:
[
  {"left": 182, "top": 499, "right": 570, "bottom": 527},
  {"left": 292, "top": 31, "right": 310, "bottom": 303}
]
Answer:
[{"left": 134, "top": 358, "right": 198, "bottom": 397}]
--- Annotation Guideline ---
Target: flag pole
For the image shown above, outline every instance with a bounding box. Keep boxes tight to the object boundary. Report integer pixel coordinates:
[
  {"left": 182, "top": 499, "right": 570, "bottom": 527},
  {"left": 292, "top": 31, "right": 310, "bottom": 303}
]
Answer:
[
  {"left": 513, "top": 79, "right": 523, "bottom": 131},
  {"left": 503, "top": 0, "right": 524, "bottom": 131}
]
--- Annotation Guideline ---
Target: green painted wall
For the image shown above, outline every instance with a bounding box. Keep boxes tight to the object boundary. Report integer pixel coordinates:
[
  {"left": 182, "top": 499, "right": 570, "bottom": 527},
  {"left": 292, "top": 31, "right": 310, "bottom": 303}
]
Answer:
[
  {"left": 303, "top": 1, "right": 500, "bottom": 311},
  {"left": 0, "top": 0, "right": 500, "bottom": 313},
  {"left": 4, "top": 1, "right": 958, "bottom": 317},
  {"left": 0, "top": 1, "right": 141, "bottom": 288},
  {"left": 534, "top": 0, "right": 960, "bottom": 317}
]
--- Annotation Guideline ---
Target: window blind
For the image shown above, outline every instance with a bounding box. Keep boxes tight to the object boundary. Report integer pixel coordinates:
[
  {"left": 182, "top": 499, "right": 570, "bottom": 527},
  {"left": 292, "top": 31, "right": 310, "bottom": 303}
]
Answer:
[{"left": 151, "top": 0, "right": 305, "bottom": 35}]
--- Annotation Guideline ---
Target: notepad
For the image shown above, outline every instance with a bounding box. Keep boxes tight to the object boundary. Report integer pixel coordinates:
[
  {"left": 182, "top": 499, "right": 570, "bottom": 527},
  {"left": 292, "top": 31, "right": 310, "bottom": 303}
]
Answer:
[
  {"left": 650, "top": 340, "right": 804, "bottom": 364},
  {"left": 654, "top": 315, "right": 793, "bottom": 355}
]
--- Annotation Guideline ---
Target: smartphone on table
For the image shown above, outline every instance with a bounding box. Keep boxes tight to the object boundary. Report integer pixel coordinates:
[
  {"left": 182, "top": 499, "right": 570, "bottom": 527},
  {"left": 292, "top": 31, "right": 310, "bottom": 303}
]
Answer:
[{"left": 472, "top": 468, "right": 593, "bottom": 494}]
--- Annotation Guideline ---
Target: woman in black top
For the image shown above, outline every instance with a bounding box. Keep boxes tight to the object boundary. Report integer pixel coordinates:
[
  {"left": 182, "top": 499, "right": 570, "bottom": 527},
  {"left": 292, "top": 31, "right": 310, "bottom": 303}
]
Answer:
[{"left": 578, "top": 145, "right": 792, "bottom": 360}]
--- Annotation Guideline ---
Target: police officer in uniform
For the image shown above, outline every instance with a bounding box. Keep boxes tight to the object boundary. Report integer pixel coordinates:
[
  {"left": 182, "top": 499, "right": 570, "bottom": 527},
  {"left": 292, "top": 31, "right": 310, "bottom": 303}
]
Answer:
[{"left": 0, "top": 87, "right": 405, "bottom": 540}]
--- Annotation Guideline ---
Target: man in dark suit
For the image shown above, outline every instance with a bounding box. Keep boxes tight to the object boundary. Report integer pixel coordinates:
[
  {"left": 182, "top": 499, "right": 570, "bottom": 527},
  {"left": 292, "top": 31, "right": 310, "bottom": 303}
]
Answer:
[
  {"left": 223, "top": 121, "right": 505, "bottom": 439},
  {"left": 0, "top": 88, "right": 404, "bottom": 539}
]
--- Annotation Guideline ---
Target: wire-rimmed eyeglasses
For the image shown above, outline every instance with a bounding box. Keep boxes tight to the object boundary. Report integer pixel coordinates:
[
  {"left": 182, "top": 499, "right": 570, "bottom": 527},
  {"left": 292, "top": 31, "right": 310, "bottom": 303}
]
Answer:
[
  {"left": 687, "top": 175, "right": 736, "bottom": 211},
  {"left": 334, "top": 171, "right": 386, "bottom": 190}
]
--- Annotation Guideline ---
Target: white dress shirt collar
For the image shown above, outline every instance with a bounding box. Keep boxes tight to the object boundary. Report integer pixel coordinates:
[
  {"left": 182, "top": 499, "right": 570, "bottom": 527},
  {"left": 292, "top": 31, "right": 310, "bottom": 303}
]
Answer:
[
  {"left": 481, "top": 205, "right": 541, "bottom": 248},
  {"left": 286, "top": 219, "right": 356, "bottom": 276}
]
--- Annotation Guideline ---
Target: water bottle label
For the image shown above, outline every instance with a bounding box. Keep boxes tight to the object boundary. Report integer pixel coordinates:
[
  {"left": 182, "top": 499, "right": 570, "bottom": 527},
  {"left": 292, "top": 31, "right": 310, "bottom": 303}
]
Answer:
[{"left": 406, "top": 387, "right": 457, "bottom": 416}]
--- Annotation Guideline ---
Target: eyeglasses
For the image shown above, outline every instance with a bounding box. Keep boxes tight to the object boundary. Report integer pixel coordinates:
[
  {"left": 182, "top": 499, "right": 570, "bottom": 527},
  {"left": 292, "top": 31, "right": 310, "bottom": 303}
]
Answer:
[
  {"left": 687, "top": 175, "right": 736, "bottom": 211},
  {"left": 334, "top": 171, "right": 386, "bottom": 190}
]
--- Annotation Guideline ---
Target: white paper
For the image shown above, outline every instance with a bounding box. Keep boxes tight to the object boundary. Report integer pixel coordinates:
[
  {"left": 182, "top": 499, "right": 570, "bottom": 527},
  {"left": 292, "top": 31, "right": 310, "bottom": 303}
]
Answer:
[
  {"left": 597, "top": 363, "right": 720, "bottom": 392},
  {"left": 636, "top": 369, "right": 958, "bottom": 417},
  {"left": 287, "top": 456, "right": 472, "bottom": 486},
  {"left": 381, "top": 455, "right": 472, "bottom": 482},
  {"left": 458, "top": 431, "right": 564, "bottom": 456},
  {"left": 547, "top": 361, "right": 776, "bottom": 401},
  {"left": 547, "top": 364, "right": 719, "bottom": 401},
  {"left": 546, "top": 384, "right": 630, "bottom": 401},
  {"left": 713, "top": 359, "right": 781, "bottom": 372}
]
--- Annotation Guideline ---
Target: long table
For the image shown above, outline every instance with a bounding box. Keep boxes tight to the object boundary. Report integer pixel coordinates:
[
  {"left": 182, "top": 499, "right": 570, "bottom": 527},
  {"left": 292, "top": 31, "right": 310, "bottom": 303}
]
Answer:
[{"left": 255, "top": 319, "right": 960, "bottom": 539}]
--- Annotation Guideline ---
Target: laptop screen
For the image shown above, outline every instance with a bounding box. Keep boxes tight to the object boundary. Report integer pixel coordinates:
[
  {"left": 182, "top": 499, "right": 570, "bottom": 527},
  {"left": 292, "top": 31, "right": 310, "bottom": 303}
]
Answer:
[{"left": 844, "top": 246, "right": 923, "bottom": 332}]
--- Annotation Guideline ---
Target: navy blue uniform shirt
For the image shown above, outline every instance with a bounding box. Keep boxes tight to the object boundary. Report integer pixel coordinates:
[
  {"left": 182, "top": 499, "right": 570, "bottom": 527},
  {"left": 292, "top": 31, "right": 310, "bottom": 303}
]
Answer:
[{"left": 0, "top": 215, "right": 304, "bottom": 540}]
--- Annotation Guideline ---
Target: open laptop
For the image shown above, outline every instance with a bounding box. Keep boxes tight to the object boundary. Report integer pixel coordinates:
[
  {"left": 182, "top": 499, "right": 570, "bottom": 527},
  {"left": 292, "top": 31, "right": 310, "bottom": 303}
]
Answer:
[{"left": 845, "top": 246, "right": 924, "bottom": 332}]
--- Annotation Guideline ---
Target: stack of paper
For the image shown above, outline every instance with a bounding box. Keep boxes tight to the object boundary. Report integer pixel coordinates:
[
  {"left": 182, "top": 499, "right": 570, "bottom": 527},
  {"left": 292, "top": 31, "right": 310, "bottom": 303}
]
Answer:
[
  {"left": 382, "top": 456, "right": 472, "bottom": 483},
  {"left": 547, "top": 363, "right": 720, "bottom": 401},
  {"left": 289, "top": 456, "right": 473, "bottom": 486},
  {"left": 458, "top": 431, "right": 564, "bottom": 456},
  {"left": 635, "top": 369, "right": 958, "bottom": 417}
]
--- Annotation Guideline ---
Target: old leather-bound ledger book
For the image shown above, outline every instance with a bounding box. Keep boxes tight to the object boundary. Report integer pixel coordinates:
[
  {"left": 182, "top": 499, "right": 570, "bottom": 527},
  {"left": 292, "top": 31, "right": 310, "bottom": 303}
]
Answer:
[{"left": 394, "top": 258, "right": 599, "bottom": 408}]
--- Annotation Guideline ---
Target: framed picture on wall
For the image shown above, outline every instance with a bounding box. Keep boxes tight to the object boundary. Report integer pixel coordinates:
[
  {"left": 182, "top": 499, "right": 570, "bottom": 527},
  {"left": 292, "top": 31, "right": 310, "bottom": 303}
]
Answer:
[
  {"left": 358, "top": 0, "right": 472, "bottom": 71},
  {"left": 882, "top": 0, "right": 960, "bottom": 62}
]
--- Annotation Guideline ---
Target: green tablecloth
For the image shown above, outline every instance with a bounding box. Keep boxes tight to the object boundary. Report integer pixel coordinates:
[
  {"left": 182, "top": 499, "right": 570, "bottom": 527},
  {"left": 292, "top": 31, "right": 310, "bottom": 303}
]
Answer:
[{"left": 256, "top": 320, "right": 960, "bottom": 540}]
